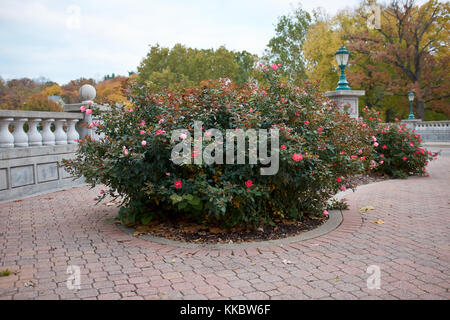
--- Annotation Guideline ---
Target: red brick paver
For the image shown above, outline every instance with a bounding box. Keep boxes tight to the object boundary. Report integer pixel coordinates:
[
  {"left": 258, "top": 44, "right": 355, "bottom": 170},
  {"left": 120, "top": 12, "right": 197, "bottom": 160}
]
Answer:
[{"left": 0, "top": 155, "right": 449, "bottom": 300}]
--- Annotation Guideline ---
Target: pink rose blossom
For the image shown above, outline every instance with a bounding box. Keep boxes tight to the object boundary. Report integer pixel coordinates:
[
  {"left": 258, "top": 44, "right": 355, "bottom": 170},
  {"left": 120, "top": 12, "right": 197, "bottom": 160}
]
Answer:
[
  {"left": 174, "top": 180, "right": 182, "bottom": 189},
  {"left": 141, "top": 140, "right": 147, "bottom": 146},
  {"left": 80, "top": 106, "right": 86, "bottom": 112},
  {"left": 85, "top": 109, "right": 92, "bottom": 115},
  {"left": 323, "top": 210, "right": 329, "bottom": 215},
  {"left": 292, "top": 153, "right": 303, "bottom": 162},
  {"left": 245, "top": 180, "right": 253, "bottom": 188}
]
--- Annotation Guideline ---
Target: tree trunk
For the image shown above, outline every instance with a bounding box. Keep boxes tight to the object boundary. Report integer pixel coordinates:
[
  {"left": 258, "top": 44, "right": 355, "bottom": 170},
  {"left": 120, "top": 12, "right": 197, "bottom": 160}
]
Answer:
[{"left": 416, "top": 100, "right": 425, "bottom": 120}]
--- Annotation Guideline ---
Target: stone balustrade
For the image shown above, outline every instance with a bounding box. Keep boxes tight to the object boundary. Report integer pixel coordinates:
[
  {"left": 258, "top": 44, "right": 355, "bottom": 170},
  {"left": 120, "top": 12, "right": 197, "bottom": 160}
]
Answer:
[
  {"left": 402, "top": 119, "right": 450, "bottom": 142},
  {"left": 0, "top": 110, "right": 84, "bottom": 148}
]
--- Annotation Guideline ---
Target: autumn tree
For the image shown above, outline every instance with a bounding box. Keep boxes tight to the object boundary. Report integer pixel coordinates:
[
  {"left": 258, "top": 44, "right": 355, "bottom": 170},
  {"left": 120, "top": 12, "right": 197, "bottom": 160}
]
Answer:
[
  {"left": 41, "top": 83, "right": 62, "bottom": 97},
  {"left": 23, "top": 93, "right": 62, "bottom": 112},
  {"left": 0, "top": 78, "right": 44, "bottom": 110},
  {"left": 95, "top": 76, "right": 130, "bottom": 105},
  {"left": 348, "top": 0, "right": 449, "bottom": 119}
]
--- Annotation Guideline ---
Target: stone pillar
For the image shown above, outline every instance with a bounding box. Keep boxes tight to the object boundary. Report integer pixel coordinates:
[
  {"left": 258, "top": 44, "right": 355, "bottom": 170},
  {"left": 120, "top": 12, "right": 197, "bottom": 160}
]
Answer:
[
  {"left": 41, "top": 119, "right": 55, "bottom": 146},
  {"left": 27, "top": 118, "right": 43, "bottom": 146},
  {"left": 13, "top": 118, "right": 28, "bottom": 147},
  {"left": 0, "top": 117, "right": 14, "bottom": 148},
  {"left": 63, "top": 84, "right": 97, "bottom": 141},
  {"left": 54, "top": 119, "right": 67, "bottom": 145},
  {"left": 323, "top": 90, "right": 365, "bottom": 119},
  {"left": 67, "top": 119, "right": 80, "bottom": 144}
]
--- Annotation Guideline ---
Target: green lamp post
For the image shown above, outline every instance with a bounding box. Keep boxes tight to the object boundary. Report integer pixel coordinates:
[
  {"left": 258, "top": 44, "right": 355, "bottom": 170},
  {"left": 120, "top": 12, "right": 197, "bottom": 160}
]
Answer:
[
  {"left": 408, "top": 92, "right": 415, "bottom": 119},
  {"left": 335, "top": 45, "right": 351, "bottom": 90}
]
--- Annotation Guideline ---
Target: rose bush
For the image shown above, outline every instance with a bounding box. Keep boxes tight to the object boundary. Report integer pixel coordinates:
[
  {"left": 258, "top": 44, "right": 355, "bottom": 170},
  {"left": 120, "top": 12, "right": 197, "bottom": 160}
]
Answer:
[
  {"left": 63, "top": 66, "right": 432, "bottom": 228},
  {"left": 360, "top": 107, "right": 436, "bottom": 178}
]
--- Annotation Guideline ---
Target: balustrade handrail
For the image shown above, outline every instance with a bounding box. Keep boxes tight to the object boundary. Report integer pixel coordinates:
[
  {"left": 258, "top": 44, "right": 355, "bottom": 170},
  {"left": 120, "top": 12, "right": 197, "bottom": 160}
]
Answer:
[
  {"left": 0, "top": 110, "right": 84, "bottom": 148},
  {"left": 0, "top": 110, "right": 83, "bottom": 119},
  {"left": 415, "top": 120, "right": 450, "bottom": 126}
]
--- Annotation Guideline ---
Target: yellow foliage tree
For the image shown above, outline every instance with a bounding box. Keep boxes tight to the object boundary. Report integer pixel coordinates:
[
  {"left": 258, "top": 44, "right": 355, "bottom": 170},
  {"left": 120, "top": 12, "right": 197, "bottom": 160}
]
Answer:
[
  {"left": 41, "top": 83, "right": 62, "bottom": 97},
  {"left": 23, "top": 93, "right": 62, "bottom": 112},
  {"left": 95, "top": 76, "right": 129, "bottom": 105}
]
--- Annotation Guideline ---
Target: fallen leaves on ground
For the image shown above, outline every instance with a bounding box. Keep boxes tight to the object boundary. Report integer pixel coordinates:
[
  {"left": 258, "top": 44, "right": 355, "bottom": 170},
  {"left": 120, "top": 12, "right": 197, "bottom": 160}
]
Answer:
[
  {"left": 282, "top": 259, "right": 293, "bottom": 265},
  {"left": 183, "top": 225, "right": 204, "bottom": 234},
  {"left": 359, "top": 205, "right": 375, "bottom": 213},
  {"left": 24, "top": 280, "right": 36, "bottom": 287},
  {"left": 370, "top": 219, "right": 385, "bottom": 224},
  {"left": 209, "top": 227, "right": 225, "bottom": 234},
  {"left": 103, "top": 201, "right": 118, "bottom": 206}
]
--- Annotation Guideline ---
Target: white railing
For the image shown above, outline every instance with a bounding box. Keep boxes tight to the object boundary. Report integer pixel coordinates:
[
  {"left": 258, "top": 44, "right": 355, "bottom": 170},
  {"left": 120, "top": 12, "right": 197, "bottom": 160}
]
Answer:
[
  {"left": 0, "top": 110, "right": 84, "bottom": 148},
  {"left": 414, "top": 121, "right": 450, "bottom": 142}
]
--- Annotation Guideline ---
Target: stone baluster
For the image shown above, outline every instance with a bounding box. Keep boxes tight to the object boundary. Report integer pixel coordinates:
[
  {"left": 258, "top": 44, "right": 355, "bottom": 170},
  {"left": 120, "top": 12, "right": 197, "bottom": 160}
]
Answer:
[
  {"left": 0, "top": 117, "right": 15, "bottom": 148},
  {"left": 13, "top": 118, "right": 28, "bottom": 147},
  {"left": 27, "top": 118, "right": 43, "bottom": 147},
  {"left": 41, "top": 119, "right": 55, "bottom": 146},
  {"left": 54, "top": 119, "right": 67, "bottom": 145},
  {"left": 67, "top": 119, "right": 80, "bottom": 144}
]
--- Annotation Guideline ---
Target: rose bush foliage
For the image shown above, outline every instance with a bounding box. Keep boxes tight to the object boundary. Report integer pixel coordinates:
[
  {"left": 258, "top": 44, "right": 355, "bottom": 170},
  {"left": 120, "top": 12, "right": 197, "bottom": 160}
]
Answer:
[
  {"left": 64, "top": 66, "right": 434, "bottom": 228},
  {"left": 360, "top": 107, "right": 436, "bottom": 178}
]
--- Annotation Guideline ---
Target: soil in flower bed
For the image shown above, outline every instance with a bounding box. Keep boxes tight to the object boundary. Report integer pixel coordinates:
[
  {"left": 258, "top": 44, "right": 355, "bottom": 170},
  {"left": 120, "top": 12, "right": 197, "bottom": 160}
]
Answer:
[
  {"left": 346, "top": 173, "right": 390, "bottom": 189},
  {"left": 120, "top": 216, "right": 327, "bottom": 244}
]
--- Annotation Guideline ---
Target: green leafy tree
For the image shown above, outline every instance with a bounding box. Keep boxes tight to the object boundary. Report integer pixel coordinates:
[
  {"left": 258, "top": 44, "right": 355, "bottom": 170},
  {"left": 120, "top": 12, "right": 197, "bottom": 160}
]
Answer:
[
  {"left": 137, "top": 44, "right": 255, "bottom": 90},
  {"left": 264, "top": 7, "right": 311, "bottom": 83}
]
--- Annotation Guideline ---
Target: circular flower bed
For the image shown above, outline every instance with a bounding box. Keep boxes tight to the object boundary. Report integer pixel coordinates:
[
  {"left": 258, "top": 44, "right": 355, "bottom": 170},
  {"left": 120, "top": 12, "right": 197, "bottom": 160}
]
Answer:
[{"left": 64, "top": 66, "right": 435, "bottom": 230}]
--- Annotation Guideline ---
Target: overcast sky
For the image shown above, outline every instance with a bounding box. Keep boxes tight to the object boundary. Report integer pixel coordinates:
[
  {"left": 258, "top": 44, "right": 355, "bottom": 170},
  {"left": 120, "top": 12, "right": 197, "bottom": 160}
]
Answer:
[{"left": 0, "top": 0, "right": 421, "bottom": 84}]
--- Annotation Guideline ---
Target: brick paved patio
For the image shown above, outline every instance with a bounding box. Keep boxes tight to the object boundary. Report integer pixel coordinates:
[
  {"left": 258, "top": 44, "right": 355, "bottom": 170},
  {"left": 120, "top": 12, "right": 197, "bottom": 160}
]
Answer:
[{"left": 0, "top": 153, "right": 448, "bottom": 300}]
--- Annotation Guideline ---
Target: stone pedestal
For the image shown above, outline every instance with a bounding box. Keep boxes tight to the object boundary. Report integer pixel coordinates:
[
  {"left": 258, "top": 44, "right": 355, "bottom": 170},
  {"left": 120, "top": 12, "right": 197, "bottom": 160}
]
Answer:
[{"left": 323, "top": 90, "right": 365, "bottom": 119}]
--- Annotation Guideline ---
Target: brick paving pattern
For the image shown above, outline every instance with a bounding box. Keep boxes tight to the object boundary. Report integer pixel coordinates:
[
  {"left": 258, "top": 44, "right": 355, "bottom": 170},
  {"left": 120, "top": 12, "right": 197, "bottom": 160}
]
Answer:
[{"left": 0, "top": 154, "right": 449, "bottom": 300}]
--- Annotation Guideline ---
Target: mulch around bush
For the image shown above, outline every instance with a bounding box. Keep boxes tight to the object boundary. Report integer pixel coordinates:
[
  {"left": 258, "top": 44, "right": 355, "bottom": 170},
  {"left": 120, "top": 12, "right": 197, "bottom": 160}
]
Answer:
[
  {"left": 123, "top": 173, "right": 390, "bottom": 244},
  {"left": 123, "top": 216, "right": 327, "bottom": 244}
]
